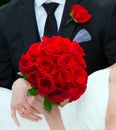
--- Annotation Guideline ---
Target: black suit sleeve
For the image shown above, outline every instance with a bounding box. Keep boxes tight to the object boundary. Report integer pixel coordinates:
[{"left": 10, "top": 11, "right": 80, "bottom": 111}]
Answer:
[
  {"left": 0, "top": 32, "right": 16, "bottom": 89},
  {"left": 104, "top": 0, "right": 116, "bottom": 64}
]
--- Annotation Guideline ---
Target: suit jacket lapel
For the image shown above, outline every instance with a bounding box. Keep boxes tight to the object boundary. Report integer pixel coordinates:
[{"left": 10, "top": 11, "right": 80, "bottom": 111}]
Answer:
[
  {"left": 59, "top": 0, "right": 82, "bottom": 41},
  {"left": 18, "top": 0, "right": 41, "bottom": 50}
]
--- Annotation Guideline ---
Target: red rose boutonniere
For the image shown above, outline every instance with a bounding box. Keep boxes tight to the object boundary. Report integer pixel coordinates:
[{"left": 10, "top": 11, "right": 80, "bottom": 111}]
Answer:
[
  {"left": 70, "top": 4, "right": 92, "bottom": 23},
  {"left": 66, "top": 4, "right": 92, "bottom": 25}
]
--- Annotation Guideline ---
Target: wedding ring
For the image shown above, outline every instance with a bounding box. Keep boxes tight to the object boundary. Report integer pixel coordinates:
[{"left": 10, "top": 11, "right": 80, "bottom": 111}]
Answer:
[{"left": 21, "top": 108, "right": 25, "bottom": 114}]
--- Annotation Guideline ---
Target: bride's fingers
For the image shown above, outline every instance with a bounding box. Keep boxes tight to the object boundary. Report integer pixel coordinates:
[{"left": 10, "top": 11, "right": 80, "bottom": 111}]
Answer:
[
  {"left": 24, "top": 103, "right": 41, "bottom": 114},
  {"left": 26, "top": 96, "right": 42, "bottom": 114},
  {"left": 17, "top": 108, "right": 42, "bottom": 121},
  {"left": 11, "top": 108, "right": 20, "bottom": 126}
]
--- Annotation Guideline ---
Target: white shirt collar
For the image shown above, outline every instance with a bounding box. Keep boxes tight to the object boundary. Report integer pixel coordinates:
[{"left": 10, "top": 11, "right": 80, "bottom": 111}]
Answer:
[{"left": 35, "top": 0, "right": 66, "bottom": 8}]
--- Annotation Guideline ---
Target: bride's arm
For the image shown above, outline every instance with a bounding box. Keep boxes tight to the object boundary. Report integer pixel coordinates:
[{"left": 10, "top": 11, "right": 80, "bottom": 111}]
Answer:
[
  {"left": 27, "top": 95, "right": 66, "bottom": 130},
  {"left": 43, "top": 105, "right": 65, "bottom": 130},
  {"left": 106, "top": 64, "right": 116, "bottom": 130}
]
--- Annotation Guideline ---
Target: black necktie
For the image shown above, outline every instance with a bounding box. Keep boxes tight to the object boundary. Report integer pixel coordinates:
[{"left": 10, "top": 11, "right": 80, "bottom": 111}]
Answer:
[{"left": 42, "top": 3, "right": 58, "bottom": 37}]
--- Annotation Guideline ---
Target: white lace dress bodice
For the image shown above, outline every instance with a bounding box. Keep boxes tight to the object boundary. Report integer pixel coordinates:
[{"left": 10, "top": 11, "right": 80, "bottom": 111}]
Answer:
[{"left": 0, "top": 69, "right": 110, "bottom": 130}]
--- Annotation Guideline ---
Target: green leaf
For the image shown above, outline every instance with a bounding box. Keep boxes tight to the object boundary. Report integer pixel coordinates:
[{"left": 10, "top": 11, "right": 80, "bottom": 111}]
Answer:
[
  {"left": 70, "top": 12, "right": 73, "bottom": 17},
  {"left": 73, "top": 18, "right": 78, "bottom": 23},
  {"left": 17, "top": 72, "right": 28, "bottom": 80},
  {"left": 44, "top": 97, "right": 53, "bottom": 112},
  {"left": 27, "top": 87, "right": 38, "bottom": 96},
  {"left": 54, "top": 102, "right": 60, "bottom": 106},
  {"left": 17, "top": 72, "right": 23, "bottom": 77}
]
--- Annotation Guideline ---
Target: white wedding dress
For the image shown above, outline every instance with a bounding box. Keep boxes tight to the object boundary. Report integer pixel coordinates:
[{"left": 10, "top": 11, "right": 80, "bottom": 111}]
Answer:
[{"left": 0, "top": 69, "right": 110, "bottom": 130}]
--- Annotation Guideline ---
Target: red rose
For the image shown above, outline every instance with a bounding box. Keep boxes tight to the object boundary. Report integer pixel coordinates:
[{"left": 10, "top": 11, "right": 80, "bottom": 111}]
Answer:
[
  {"left": 37, "top": 55, "right": 56, "bottom": 75},
  {"left": 54, "top": 69, "right": 73, "bottom": 88},
  {"left": 69, "top": 86, "right": 86, "bottom": 102},
  {"left": 70, "top": 4, "right": 92, "bottom": 23},
  {"left": 72, "top": 41, "right": 85, "bottom": 56},
  {"left": 58, "top": 36, "right": 73, "bottom": 53},
  {"left": 19, "top": 54, "right": 38, "bottom": 75},
  {"left": 37, "top": 73, "right": 56, "bottom": 95},
  {"left": 43, "top": 36, "right": 61, "bottom": 56},
  {"left": 72, "top": 42, "right": 87, "bottom": 68},
  {"left": 72, "top": 65, "right": 88, "bottom": 85},
  {"left": 27, "top": 72, "right": 39, "bottom": 87},
  {"left": 58, "top": 54, "right": 75, "bottom": 69},
  {"left": 27, "top": 43, "right": 42, "bottom": 58},
  {"left": 47, "top": 88, "right": 70, "bottom": 102},
  {"left": 44, "top": 36, "right": 73, "bottom": 56}
]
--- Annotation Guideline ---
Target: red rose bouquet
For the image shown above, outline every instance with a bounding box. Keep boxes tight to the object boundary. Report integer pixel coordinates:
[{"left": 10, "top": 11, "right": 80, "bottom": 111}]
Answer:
[{"left": 19, "top": 36, "right": 88, "bottom": 112}]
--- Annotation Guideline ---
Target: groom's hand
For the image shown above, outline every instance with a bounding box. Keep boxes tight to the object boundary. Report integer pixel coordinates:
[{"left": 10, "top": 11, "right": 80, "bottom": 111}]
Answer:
[{"left": 10, "top": 78, "right": 42, "bottom": 126}]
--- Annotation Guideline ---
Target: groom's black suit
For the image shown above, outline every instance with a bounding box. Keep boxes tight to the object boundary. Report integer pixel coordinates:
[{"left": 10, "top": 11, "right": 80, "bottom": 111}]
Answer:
[{"left": 0, "top": 0, "right": 116, "bottom": 89}]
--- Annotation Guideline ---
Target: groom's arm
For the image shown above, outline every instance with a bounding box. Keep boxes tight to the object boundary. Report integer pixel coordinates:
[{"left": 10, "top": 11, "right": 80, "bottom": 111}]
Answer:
[{"left": 104, "top": 1, "right": 116, "bottom": 65}]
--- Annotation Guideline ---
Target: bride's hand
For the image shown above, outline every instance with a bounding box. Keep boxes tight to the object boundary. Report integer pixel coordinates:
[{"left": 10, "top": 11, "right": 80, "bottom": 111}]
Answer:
[
  {"left": 10, "top": 78, "right": 42, "bottom": 126},
  {"left": 29, "top": 95, "right": 66, "bottom": 130},
  {"left": 60, "top": 99, "right": 69, "bottom": 107}
]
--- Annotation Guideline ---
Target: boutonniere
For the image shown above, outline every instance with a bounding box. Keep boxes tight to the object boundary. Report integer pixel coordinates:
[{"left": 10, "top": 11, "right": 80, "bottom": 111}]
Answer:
[{"left": 66, "top": 4, "right": 92, "bottom": 26}]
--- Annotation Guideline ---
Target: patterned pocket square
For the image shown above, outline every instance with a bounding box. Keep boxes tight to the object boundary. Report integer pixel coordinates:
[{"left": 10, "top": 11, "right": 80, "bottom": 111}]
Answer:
[{"left": 73, "top": 29, "right": 92, "bottom": 43}]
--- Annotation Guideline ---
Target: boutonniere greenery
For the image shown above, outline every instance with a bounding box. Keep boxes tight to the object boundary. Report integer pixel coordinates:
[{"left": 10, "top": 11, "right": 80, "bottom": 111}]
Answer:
[{"left": 66, "top": 4, "right": 92, "bottom": 25}]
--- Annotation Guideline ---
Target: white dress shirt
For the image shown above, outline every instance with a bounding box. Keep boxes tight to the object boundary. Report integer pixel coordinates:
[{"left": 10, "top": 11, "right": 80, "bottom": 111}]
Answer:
[{"left": 34, "top": 0, "right": 66, "bottom": 39}]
